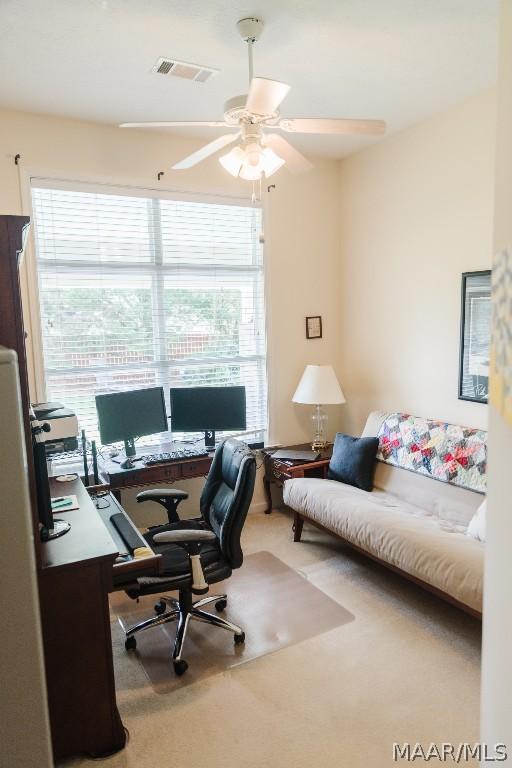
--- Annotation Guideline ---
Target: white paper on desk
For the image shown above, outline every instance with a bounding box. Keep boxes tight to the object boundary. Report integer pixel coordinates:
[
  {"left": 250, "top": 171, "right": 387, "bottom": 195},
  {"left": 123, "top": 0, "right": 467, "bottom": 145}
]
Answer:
[{"left": 51, "top": 494, "right": 79, "bottom": 512}]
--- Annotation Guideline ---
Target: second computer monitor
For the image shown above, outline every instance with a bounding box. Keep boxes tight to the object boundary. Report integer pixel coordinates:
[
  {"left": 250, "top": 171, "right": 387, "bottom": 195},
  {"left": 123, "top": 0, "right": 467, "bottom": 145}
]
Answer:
[{"left": 170, "top": 386, "right": 246, "bottom": 449}]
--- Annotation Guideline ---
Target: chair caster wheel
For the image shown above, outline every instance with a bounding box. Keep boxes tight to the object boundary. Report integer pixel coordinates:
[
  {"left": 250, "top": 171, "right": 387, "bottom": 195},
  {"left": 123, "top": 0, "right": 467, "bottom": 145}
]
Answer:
[
  {"left": 125, "top": 636, "right": 137, "bottom": 651},
  {"left": 215, "top": 599, "right": 227, "bottom": 612},
  {"left": 173, "top": 659, "right": 188, "bottom": 676},
  {"left": 154, "top": 600, "right": 166, "bottom": 615},
  {"left": 234, "top": 631, "right": 245, "bottom": 645}
]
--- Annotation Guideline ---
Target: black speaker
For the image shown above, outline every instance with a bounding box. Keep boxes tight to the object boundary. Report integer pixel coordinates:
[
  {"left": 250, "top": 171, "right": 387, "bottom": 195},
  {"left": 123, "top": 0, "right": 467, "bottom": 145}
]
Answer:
[
  {"left": 81, "top": 429, "right": 90, "bottom": 486},
  {"left": 91, "top": 440, "right": 99, "bottom": 485}
]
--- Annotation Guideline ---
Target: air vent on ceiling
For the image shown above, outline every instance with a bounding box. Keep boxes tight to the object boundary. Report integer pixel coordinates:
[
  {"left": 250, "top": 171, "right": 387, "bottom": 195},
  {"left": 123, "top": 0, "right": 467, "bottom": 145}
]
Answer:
[{"left": 152, "top": 57, "right": 219, "bottom": 83}]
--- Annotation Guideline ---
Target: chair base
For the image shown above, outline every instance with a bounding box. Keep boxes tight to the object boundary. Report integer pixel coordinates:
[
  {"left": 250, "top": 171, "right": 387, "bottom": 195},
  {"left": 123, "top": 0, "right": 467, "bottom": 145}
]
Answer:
[{"left": 124, "top": 590, "right": 245, "bottom": 675}]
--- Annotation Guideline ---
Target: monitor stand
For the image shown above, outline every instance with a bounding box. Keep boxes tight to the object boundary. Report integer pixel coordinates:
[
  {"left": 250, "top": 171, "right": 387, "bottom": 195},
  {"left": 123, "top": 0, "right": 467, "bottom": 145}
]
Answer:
[
  {"left": 204, "top": 430, "right": 216, "bottom": 451},
  {"left": 120, "top": 438, "right": 143, "bottom": 468},
  {"left": 42, "top": 518, "right": 71, "bottom": 541},
  {"left": 124, "top": 437, "right": 137, "bottom": 457}
]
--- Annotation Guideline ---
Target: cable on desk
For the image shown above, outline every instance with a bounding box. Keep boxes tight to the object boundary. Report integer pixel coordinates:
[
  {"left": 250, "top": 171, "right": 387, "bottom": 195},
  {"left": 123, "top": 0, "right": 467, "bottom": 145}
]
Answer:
[
  {"left": 90, "top": 489, "right": 110, "bottom": 511},
  {"left": 94, "top": 496, "right": 111, "bottom": 510}
]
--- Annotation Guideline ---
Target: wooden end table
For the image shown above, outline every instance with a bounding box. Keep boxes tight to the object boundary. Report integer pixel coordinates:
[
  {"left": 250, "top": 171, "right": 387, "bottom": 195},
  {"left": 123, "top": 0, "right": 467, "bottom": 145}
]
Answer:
[{"left": 262, "top": 443, "right": 333, "bottom": 514}]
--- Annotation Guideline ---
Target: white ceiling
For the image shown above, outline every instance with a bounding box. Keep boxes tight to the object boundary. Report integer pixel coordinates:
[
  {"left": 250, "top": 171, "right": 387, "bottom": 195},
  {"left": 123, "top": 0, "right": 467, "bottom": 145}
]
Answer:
[{"left": 0, "top": 0, "right": 499, "bottom": 158}]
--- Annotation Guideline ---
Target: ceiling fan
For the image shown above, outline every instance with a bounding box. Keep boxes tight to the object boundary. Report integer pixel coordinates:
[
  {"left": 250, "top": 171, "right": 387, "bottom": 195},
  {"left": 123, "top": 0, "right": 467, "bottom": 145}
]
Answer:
[{"left": 120, "top": 17, "right": 386, "bottom": 181}]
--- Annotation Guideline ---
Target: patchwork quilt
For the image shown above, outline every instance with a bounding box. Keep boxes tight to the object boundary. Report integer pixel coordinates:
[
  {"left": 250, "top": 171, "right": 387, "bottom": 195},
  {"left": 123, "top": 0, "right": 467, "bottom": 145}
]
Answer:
[{"left": 377, "top": 412, "right": 487, "bottom": 493}]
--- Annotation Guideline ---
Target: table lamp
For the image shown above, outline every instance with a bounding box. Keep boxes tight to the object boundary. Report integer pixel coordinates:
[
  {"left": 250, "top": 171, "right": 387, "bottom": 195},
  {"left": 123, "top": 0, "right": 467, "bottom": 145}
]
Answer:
[{"left": 292, "top": 365, "right": 346, "bottom": 450}]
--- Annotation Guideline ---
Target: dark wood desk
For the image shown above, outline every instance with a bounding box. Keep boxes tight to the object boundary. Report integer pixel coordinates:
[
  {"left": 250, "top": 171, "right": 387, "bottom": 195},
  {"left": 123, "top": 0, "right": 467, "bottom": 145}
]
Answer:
[
  {"left": 40, "top": 477, "right": 160, "bottom": 761},
  {"left": 100, "top": 442, "right": 214, "bottom": 497},
  {"left": 262, "top": 443, "right": 333, "bottom": 513}
]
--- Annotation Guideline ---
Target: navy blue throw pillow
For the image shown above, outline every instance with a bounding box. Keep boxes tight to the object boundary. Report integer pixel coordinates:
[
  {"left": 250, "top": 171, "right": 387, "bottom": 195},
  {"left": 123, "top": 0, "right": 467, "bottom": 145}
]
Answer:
[{"left": 328, "top": 433, "right": 379, "bottom": 492}]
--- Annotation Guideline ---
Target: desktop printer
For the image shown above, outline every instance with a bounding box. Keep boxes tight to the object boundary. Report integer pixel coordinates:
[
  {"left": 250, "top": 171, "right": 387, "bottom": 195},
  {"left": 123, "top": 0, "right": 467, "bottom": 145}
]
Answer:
[{"left": 32, "top": 401, "right": 79, "bottom": 454}]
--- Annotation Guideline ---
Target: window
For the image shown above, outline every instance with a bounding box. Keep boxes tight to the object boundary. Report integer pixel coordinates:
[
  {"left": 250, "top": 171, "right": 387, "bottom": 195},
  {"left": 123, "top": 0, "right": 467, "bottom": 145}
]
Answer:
[{"left": 31, "top": 184, "right": 267, "bottom": 443}]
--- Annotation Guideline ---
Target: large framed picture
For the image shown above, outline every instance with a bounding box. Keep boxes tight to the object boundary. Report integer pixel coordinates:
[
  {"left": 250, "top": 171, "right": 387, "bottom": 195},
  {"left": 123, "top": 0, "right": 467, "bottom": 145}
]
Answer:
[{"left": 459, "top": 270, "right": 492, "bottom": 403}]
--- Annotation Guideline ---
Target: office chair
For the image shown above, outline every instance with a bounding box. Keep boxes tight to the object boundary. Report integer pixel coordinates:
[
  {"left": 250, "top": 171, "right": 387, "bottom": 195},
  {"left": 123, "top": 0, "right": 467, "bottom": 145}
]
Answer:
[{"left": 123, "top": 438, "right": 256, "bottom": 676}]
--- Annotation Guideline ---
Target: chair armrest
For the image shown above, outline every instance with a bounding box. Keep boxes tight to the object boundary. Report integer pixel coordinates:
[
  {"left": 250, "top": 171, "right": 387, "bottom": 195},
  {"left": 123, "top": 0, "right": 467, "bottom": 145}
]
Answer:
[
  {"left": 152, "top": 528, "right": 216, "bottom": 595},
  {"left": 136, "top": 488, "right": 189, "bottom": 525},
  {"left": 136, "top": 489, "right": 189, "bottom": 504},
  {"left": 153, "top": 529, "right": 216, "bottom": 544}
]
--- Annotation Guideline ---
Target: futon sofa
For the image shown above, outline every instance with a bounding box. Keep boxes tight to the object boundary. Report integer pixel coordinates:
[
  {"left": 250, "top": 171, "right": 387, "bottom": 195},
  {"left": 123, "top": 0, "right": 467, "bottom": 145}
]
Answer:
[{"left": 283, "top": 411, "right": 486, "bottom": 617}]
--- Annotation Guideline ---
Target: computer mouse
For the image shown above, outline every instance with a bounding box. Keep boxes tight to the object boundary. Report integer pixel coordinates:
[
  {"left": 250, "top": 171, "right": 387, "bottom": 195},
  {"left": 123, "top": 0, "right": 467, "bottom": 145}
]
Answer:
[{"left": 120, "top": 458, "right": 135, "bottom": 470}]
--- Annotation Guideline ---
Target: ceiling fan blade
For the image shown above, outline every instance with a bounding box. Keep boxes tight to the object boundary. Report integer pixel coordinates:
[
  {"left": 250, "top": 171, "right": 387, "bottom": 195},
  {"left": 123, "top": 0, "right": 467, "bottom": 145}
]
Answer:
[
  {"left": 263, "top": 133, "right": 313, "bottom": 174},
  {"left": 120, "top": 121, "right": 228, "bottom": 128},
  {"left": 172, "top": 133, "right": 240, "bottom": 170},
  {"left": 278, "top": 118, "right": 386, "bottom": 136},
  {"left": 245, "top": 78, "right": 291, "bottom": 116}
]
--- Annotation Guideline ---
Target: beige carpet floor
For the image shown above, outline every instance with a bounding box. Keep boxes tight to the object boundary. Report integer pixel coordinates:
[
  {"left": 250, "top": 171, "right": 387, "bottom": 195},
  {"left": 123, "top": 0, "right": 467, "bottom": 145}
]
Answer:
[{"left": 60, "top": 507, "right": 481, "bottom": 768}]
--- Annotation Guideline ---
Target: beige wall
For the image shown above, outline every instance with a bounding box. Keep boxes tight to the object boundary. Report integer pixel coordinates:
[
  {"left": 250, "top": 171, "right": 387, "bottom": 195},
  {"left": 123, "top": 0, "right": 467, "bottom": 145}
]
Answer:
[
  {"left": 338, "top": 89, "right": 496, "bottom": 435},
  {"left": 481, "top": 0, "right": 512, "bottom": 754},
  {"left": 0, "top": 108, "right": 342, "bottom": 518}
]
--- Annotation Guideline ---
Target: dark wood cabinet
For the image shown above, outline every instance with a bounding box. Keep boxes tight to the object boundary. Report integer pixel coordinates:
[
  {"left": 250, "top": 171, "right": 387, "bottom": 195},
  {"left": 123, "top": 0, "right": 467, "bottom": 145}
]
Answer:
[
  {"left": 262, "top": 443, "right": 333, "bottom": 513},
  {"left": 0, "top": 216, "right": 40, "bottom": 563}
]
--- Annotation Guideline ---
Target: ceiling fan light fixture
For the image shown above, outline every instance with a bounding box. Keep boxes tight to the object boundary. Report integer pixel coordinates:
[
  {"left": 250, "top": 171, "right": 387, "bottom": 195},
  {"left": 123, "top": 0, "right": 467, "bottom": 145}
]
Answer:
[
  {"left": 220, "top": 142, "right": 284, "bottom": 180},
  {"left": 261, "top": 146, "right": 285, "bottom": 176},
  {"left": 239, "top": 158, "right": 264, "bottom": 181},
  {"left": 219, "top": 145, "right": 246, "bottom": 176},
  {"left": 244, "top": 142, "right": 262, "bottom": 166}
]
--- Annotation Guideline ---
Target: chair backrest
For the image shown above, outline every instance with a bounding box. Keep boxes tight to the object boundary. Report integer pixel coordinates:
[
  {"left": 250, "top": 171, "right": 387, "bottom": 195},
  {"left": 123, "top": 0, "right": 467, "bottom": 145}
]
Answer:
[{"left": 200, "top": 438, "right": 256, "bottom": 568}]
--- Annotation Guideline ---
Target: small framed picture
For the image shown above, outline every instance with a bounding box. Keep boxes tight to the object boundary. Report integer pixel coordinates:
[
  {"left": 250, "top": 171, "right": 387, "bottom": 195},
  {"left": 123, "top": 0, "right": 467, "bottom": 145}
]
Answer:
[{"left": 306, "top": 316, "right": 322, "bottom": 339}]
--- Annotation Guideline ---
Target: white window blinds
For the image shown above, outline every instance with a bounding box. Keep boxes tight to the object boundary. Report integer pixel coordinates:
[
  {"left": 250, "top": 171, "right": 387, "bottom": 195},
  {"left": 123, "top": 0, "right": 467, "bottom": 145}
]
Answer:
[{"left": 31, "top": 184, "right": 267, "bottom": 443}]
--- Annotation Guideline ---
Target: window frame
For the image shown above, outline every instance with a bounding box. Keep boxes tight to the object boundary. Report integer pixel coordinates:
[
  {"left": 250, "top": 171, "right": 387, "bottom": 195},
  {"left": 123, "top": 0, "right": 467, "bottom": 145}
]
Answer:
[{"left": 26, "top": 176, "right": 269, "bottom": 443}]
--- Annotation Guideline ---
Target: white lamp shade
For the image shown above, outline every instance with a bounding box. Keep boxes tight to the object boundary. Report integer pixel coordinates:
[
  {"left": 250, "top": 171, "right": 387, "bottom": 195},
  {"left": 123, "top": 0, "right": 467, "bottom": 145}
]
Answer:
[
  {"left": 292, "top": 365, "right": 346, "bottom": 405},
  {"left": 261, "top": 147, "right": 285, "bottom": 177},
  {"left": 219, "top": 146, "right": 245, "bottom": 177},
  {"left": 239, "top": 157, "right": 263, "bottom": 181}
]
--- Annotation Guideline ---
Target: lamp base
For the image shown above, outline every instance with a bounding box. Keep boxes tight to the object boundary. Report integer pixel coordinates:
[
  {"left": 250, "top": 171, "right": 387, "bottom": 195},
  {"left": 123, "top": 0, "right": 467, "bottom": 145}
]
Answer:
[{"left": 311, "top": 405, "right": 328, "bottom": 452}]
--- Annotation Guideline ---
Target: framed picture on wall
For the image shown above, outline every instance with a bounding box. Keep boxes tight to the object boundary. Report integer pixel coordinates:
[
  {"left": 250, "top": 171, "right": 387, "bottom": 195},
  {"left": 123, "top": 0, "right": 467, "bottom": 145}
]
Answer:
[
  {"left": 306, "top": 316, "right": 322, "bottom": 339},
  {"left": 459, "top": 270, "right": 492, "bottom": 403}
]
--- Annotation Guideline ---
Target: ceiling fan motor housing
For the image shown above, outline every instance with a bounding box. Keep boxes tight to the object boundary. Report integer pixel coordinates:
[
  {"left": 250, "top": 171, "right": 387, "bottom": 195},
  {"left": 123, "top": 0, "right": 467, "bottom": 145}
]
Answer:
[
  {"left": 223, "top": 95, "right": 279, "bottom": 126},
  {"left": 236, "top": 17, "right": 264, "bottom": 43},
  {"left": 241, "top": 123, "right": 263, "bottom": 145}
]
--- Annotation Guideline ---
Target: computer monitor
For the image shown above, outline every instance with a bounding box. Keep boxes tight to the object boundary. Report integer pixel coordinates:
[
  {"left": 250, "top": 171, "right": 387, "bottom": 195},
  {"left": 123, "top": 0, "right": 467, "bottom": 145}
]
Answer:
[
  {"left": 170, "top": 386, "right": 246, "bottom": 449},
  {"left": 95, "top": 386, "right": 168, "bottom": 457},
  {"left": 30, "top": 408, "right": 71, "bottom": 541}
]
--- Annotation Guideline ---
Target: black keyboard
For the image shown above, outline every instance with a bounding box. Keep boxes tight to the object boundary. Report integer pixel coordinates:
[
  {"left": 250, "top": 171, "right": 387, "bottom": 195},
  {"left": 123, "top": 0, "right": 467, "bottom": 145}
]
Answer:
[
  {"left": 110, "top": 512, "right": 144, "bottom": 554},
  {"left": 141, "top": 447, "right": 209, "bottom": 466}
]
